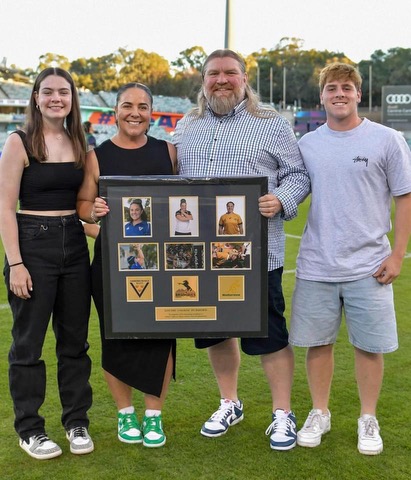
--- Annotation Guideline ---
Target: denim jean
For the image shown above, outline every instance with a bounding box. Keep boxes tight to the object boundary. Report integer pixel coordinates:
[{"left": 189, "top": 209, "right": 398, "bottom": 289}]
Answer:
[{"left": 4, "top": 213, "right": 92, "bottom": 439}]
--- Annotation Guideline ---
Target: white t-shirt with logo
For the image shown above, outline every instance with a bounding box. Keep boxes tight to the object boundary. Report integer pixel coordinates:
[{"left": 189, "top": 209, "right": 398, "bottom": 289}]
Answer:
[{"left": 297, "top": 118, "right": 411, "bottom": 282}]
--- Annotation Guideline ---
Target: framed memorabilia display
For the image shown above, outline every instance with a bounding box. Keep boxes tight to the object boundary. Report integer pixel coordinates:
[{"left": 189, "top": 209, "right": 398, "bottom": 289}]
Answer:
[{"left": 100, "top": 176, "right": 268, "bottom": 338}]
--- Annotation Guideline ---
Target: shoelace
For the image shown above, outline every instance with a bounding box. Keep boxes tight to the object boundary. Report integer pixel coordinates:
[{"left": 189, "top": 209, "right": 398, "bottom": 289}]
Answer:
[
  {"left": 71, "top": 426, "right": 87, "bottom": 438},
  {"left": 210, "top": 404, "right": 234, "bottom": 423},
  {"left": 265, "top": 416, "right": 293, "bottom": 436},
  {"left": 144, "top": 416, "right": 161, "bottom": 432},
  {"left": 361, "top": 418, "right": 378, "bottom": 437},
  {"left": 304, "top": 411, "right": 323, "bottom": 430},
  {"left": 121, "top": 414, "right": 139, "bottom": 429},
  {"left": 33, "top": 434, "right": 51, "bottom": 445}
]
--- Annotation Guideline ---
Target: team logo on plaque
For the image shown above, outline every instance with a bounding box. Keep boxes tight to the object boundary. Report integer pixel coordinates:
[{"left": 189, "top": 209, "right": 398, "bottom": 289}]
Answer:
[{"left": 126, "top": 276, "right": 153, "bottom": 302}]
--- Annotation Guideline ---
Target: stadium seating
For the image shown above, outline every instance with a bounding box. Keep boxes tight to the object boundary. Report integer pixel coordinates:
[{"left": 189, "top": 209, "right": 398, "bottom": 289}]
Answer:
[
  {"left": 0, "top": 81, "right": 193, "bottom": 151},
  {"left": 79, "top": 90, "right": 106, "bottom": 107},
  {"left": 0, "top": 82, "right": 32, "bottom": 99}
]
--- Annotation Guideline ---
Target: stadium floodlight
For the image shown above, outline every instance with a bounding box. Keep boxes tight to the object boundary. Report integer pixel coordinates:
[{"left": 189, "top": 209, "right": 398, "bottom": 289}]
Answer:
[{"left": 224, "top": 0, "right": 234, "bottom": 49}]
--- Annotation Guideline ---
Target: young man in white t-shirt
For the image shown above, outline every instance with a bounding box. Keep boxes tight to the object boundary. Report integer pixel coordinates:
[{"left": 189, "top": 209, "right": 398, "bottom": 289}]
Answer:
[{"left": 290, "top": 62, "right": 411, "bottom": 455}]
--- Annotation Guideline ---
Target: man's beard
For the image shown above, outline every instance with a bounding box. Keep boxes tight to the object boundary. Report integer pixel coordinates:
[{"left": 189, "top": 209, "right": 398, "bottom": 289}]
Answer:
[{"left": 206, "top": 89, "right": 244, "bottom": 115}]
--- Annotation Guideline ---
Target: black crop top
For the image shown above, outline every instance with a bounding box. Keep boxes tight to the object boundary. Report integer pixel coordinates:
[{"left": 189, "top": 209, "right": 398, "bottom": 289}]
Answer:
[{"left": 15, "top": 130, "right": 84, "bottom": 211}]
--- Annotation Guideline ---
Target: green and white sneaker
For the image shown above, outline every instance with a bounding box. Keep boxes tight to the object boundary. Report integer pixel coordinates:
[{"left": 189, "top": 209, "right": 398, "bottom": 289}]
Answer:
[
  {"left": 142, "top": 414, "right": 166, "bottom": 448},
  {"left": 118, "top": 412, "right": 143, "bottom": 444}
]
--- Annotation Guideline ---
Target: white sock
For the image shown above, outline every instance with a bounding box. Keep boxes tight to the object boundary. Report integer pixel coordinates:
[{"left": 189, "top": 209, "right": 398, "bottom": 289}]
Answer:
[
  {"left": 274, "top": 408, "right": 289, "bottom": 416},
  {"left": 119, "top": 406, "right": 134, "bottom": 415},
  {"left": 145, "top": 409, "right": 161, "bottom": 417}
]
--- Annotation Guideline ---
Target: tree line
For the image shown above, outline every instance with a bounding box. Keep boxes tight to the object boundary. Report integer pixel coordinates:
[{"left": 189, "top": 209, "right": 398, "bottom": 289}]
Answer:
[{"left": 3, "top": 38, "right": 411, "bottom": 108}]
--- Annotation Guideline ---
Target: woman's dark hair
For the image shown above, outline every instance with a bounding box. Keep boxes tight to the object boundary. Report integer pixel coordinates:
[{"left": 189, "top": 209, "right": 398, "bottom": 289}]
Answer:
[
  {"left": 25, "top": 67, "right": 86, "bottom": 167},
  {"left": 129, "top": 199, "right": 148, "bottom": 222},
  {"left": 127, "top": 255, "right": 136, "bottom": 267},
  {"left": 116, "top": 83, "right": 153, "bottom": 108},
  {"left": 83, "top": 121, "right": 92, "bottom": 133}
]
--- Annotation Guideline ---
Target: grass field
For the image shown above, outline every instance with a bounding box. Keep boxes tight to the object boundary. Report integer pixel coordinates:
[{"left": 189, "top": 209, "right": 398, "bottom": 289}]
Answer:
[{"left": 0, "top": 199, "right": 410, "bottom": 480}]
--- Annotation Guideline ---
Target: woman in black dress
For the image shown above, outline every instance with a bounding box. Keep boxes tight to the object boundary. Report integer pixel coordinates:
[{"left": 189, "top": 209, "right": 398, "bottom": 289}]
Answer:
[{"left": 77, "top": 83, "right": 176, "bottom": 448}]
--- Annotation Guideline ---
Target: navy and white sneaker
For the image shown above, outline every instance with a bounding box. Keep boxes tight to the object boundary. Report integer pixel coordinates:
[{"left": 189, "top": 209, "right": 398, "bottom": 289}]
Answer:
[
  {"left": 201, "top": 399, "right": 244, "bottom": 437},
  {"left": 265, "top": 409, "right": 297, "bottom": 451}
]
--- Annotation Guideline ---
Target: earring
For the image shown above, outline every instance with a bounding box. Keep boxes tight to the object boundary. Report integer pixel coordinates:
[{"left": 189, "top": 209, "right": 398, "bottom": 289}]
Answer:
[{"left": 36, "top": 104, "right": 40, "bottom": 110}]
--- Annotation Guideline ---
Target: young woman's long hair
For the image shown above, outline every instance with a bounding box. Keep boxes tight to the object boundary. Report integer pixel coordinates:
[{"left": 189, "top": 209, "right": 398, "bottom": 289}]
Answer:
[{"left": 24, "top": 67, "right": 87, "bottom": 168}]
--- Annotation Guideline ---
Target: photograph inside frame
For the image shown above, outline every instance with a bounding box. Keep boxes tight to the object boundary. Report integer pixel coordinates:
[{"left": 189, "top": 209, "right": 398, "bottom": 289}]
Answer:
[
  {"left": 216, "top": 195, "right": 246, "bottom": 236},
  {"left": 118, "top": 243, "right": 159, "bottom": 271},
  {"left": 122, "top": 196, "right": 153, "bottom": 237},
  {"left": 211, "top": 241, "right": 251, "bottom": 269},
  {"left": 169, "top": 196, "right": 199, "bottom": 237},
  {"left": 165, "top": 242, "right": 205, "bottom": 270}
]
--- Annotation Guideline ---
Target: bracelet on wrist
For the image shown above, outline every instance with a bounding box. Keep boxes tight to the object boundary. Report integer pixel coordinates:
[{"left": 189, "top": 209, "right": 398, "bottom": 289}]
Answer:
[
  {"left": 90, "top": 210, "right": 99, "bottom": 224},
  {"left": 9, "top": 261, "right": 24, "bottom": 268}
]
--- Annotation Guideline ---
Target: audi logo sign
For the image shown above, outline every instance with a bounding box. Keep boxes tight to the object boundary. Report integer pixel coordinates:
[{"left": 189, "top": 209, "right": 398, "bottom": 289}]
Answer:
[
  {"left": 382, "top": 85, "right": 411, "bottom": 126},
  {"left": 386, "top": 94, "right": 411, "bottom": 104}
]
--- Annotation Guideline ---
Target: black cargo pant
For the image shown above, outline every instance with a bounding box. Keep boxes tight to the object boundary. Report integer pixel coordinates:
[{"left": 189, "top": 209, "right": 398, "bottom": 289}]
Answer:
[{"left": 5, "top": 213, "right": 92, "bottom": 440}]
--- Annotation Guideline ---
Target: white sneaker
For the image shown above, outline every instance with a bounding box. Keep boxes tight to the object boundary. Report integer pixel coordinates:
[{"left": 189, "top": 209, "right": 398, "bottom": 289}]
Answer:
[
  {"left": 20, "top": 434, "right": 62, "bottom": 460},
  {"left": 200, "top": 399, "right": 244, "bottom": 437},
  {"left": 297, "top": 409, "right": 331, "bottom": 447},
  {"left": 357, "top": 415, "right": 383, "bottom": 455},
  {"left": 66, "top": 426, "right": 94, "bottom": 455}
]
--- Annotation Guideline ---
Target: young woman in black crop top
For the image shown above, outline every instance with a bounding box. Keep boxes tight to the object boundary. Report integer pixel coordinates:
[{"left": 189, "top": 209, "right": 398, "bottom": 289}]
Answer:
[
  {"left": 77, "top": 83, "right": 176, "bottom": 448},
  {"left": 0, "top": 68, "right": 94, "bottom": 459}
]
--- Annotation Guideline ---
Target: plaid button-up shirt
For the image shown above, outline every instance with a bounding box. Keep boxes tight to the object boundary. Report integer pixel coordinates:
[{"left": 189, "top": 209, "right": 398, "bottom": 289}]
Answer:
[{"left": 173, "top": 100, "right": 310, "bottom": 270}]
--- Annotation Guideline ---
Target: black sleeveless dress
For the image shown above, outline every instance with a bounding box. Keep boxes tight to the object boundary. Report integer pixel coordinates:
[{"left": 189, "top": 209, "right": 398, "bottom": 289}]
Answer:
[{"left": 91, "top": 136, "right": 176, "bottom": 397}]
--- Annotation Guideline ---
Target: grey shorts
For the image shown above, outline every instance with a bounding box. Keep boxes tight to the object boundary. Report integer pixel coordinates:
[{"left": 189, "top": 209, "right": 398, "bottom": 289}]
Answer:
[{"left": 289, "top": 276, "right": 398, "bottom": 353}]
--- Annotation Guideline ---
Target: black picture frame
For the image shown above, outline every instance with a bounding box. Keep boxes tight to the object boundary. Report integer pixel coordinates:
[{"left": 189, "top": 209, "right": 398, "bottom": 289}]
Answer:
[{"left": 100, "top": 176, "right": 268, "bottom": 338}]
